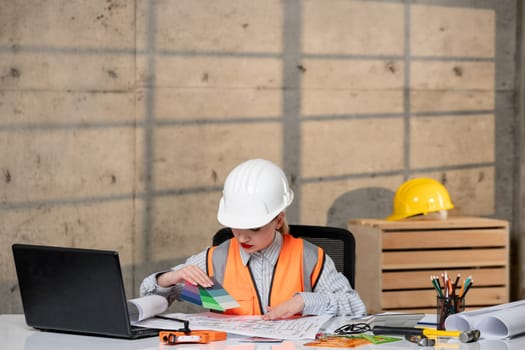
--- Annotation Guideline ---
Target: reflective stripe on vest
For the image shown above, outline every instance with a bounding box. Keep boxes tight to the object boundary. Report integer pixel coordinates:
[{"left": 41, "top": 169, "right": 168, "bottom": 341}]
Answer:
[{"left": 206, "top": 234, "right": 325, "bottom": 315}]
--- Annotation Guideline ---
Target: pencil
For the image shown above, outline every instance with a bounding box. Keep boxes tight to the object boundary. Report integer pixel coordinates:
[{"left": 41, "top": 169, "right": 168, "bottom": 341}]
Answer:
[
  {"left": 441, "top": 273, "right": 447, "bottom": 297},
  {"left": 447, "top": 278, "right": 453, "bottom": 297},
  {"left": 431, "top": 276, "right": 443, "bottom": 297},
  {"left": 462, "top": 276, "right": 472, "bottom": 296},
  {"left": 453, "top": 273, "right": 461, "bottom": 296},
  {"left": 461, "top": 280, "right": 474, "bottom": 298}
]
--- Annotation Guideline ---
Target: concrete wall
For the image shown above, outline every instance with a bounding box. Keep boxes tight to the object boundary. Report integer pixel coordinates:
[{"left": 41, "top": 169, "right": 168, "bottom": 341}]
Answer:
[
  {"left": 1, "top": 0, "right": 522, "bottom": 313},
  {"left": 518, "top": 0, "right": 525, "bottom": 300}
]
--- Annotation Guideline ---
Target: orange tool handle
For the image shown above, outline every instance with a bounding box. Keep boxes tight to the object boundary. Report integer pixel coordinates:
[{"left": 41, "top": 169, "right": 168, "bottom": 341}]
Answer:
[{"left": 160, "top": 330, "right": 227, "bottom": 344}]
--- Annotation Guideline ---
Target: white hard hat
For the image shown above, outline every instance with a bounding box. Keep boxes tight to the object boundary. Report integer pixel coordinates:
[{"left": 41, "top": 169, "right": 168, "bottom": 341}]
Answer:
[{"left": 217, "top": 159, "right": 294, "bottom": 229}]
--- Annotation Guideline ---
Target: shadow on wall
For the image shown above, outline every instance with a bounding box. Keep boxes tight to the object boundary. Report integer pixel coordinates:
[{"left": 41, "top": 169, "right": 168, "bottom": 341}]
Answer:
[{"left": 327, "top": 187, "right": 395, "bottom": 228}]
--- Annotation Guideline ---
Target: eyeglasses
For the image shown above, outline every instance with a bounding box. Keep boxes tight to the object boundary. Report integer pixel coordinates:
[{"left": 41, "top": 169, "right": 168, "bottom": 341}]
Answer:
[{"left": 334, "top": 323, "right": 372, "bottom": 335}]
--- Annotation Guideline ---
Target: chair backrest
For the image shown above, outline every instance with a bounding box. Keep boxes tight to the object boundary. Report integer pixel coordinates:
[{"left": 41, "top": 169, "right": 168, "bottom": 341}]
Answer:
[{"left": 211, "top": 224, "right": 356, "bottom": 288}]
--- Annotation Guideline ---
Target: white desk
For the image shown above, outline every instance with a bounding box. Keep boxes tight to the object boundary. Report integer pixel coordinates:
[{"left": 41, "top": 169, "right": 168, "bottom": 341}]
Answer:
[{"left": 2, "top": 314, "right": 525, "bottom": 350}]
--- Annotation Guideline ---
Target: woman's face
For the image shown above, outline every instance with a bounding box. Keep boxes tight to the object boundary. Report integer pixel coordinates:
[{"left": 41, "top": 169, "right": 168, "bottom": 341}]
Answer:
[{"left": 231, "top": 213, "right": 284, "bottom": 253}]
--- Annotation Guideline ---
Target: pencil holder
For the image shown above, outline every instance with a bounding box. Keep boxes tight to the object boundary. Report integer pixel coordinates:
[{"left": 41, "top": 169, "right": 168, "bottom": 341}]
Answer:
[{"left": 437, "top": 296, "right": 465, "bottom": 330}]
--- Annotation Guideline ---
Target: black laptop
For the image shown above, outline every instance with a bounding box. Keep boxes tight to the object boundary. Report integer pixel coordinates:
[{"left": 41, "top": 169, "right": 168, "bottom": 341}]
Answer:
[{"left": 12, "top": 243, "right": 159, "bottom": 339}]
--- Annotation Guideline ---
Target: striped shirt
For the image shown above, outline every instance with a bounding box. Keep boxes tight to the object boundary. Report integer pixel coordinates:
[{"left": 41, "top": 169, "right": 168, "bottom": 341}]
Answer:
[{"left": 140, "top": 232, "right": 366, "bottom": 316}]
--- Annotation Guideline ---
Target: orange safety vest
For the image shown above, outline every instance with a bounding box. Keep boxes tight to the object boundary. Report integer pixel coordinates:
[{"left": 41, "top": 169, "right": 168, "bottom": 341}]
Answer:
[{"left": 206, "top": 234, "right": 325, "bottom": 315}]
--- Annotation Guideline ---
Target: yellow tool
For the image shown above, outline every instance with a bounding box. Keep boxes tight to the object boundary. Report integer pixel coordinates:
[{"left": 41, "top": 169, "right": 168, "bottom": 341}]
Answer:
[{"left": 372, "top": 326, "right": 480, "bottom": 343}]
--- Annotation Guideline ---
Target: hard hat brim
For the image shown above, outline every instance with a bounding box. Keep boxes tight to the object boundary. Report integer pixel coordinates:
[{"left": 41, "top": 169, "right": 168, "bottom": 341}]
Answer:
[{"left": 217, "top": 192, "right": 293, "bottom": 229}]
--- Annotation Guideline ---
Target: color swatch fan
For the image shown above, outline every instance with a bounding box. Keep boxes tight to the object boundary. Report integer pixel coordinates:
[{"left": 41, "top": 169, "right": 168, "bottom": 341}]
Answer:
[{"left": 181, "top": 277, "right": 240, "bottom": 311}]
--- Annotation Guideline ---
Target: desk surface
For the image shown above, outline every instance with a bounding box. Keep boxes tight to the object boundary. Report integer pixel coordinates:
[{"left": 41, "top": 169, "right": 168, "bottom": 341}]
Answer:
[{"left": 2, "top": 314, "right": 525, "bottom": 350}]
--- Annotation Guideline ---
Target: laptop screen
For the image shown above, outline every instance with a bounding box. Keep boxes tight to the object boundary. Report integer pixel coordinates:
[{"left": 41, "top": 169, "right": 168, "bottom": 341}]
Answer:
[{"left": 12, "top": 244, "right": 135, "bottom": 338}]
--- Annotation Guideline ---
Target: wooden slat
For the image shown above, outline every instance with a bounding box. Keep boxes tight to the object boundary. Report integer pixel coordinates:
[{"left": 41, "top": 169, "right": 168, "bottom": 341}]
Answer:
[
  {"left": 382, "top": 267, "right": 508, "bottom": 290},
  {"left": 382, "top": 308, "right": 437, "bottom": 314},
  {"left": 381, "top": 287, "right": 508, "bottom": 309},
  {"left": 381, "top": 307, "right": 483, "bottom": 313},
  {"left": 382, "top": 248, "right": 507, "bottom": 269},
  {"left": 349, "top": 216, "right": 508, "bottom": 231},
  {"left": 382, "top": 229, "right": 507, "bottom": 249}
]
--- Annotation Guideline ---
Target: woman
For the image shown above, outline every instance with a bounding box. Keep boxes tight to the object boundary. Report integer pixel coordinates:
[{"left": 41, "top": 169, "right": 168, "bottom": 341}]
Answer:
[{"left": 140, "top": 158, "right": 366, "bottom": 319}]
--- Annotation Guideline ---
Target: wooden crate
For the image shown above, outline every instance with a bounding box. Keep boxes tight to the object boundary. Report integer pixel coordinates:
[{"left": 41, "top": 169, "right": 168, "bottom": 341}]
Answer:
[{"left": 348, "top": 217, "right": 509, "bottom": 314}]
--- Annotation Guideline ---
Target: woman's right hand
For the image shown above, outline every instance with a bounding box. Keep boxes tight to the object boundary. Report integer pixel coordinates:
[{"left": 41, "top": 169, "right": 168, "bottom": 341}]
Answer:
[{"left": 157, "top": 265, "right": 214, "bottom": 288}]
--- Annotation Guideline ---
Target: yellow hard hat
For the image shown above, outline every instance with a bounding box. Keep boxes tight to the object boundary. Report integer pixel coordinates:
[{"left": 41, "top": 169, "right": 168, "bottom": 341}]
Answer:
[{"left": 386, "top": 178, "right": 454, "bottom": 221}]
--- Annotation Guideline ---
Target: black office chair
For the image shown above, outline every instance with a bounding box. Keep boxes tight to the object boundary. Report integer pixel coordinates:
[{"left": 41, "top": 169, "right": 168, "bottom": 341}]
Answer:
[{"left": 212, "top": 224, "right": 356, "bottom": 288}]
